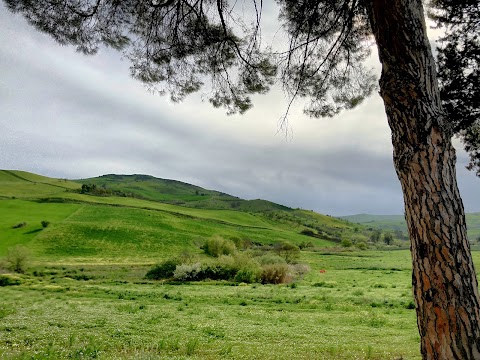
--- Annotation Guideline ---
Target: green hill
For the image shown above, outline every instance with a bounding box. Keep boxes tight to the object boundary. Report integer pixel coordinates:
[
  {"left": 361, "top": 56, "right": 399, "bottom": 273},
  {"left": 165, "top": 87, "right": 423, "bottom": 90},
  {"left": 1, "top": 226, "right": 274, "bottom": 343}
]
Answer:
[
  {"left": 75, "top": 173, "right": 290, "bottom": 211},
  {"left": 0, "top": 169, "right": 80, "bottom": 199},
  {"left": 0, "top": 170, "right": 368, "bottom": 262},
  {"left": 341, "top": 213, "right": 480, "bottom": 242}
]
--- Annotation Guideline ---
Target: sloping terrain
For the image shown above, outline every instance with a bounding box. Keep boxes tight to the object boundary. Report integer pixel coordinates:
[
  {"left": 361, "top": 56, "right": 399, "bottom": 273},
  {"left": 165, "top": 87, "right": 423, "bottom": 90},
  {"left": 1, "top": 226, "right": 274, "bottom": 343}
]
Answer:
[
  {"left": 0, "top": 169, "right": 81, "bottom": 199},
  {"left": 0, "top": 170, "right": 366, "bottom": 262},
  {"left": 76, "top": 173, "right": 291, "bottom": 211},
  {"left": 341, "top": 213, "right": 480, "bottom": 241}
]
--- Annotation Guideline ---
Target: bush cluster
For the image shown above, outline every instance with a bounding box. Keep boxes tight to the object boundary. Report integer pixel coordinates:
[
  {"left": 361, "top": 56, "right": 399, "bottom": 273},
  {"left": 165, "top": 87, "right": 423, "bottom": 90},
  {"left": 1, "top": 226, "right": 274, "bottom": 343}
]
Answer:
[
  {"left": 173, "top": 263, "right": 202, "bottom": 281},
  {"left": 145, "top": 258, "right": 180, "bottom": 280},
  {"left": 202, "top": 236, "right": 236, "bottom": 257},
  {"left": 3, "top": 245, "right": 31, "bottom": 273},
  {"left": 260, "top": 263, "right": 289, "bottom": 284},
  {"left": 146, "top": 236, "right": 311, "bottom": 284}
]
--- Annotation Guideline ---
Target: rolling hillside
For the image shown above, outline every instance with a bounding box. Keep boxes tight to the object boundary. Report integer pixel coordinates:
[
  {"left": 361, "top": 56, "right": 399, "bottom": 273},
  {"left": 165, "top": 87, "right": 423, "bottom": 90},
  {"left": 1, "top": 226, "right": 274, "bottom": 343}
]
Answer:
[
  {"left": 0, "top": 169, "right": 81, "bottom": 199},
  {"left": 0, "top": 170, "right": 365, "bottom": 261},
  {"left": 75, "top": 173, "right": 291, "bottom": 211},
  {"left": 341, "top": 213, "right": 480, "bottom": 242}
]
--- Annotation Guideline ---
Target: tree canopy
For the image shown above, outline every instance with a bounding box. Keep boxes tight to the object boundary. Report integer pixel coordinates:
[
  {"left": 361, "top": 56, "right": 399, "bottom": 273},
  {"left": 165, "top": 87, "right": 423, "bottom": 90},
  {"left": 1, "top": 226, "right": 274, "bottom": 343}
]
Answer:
[
  {"left": 5, "top": 0, "right": 476, "bottom": 175},
  {"left": 429, "top": 0, "right": 480, "bottom": 175},
  {"left": 4, "top": 1, "right": 376, "bottom": 118}
]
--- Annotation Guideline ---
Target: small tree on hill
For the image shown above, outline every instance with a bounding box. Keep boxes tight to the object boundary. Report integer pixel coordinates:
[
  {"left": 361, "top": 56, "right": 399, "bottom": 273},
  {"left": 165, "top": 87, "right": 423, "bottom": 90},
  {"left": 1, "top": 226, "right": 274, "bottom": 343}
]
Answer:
[
  {"left": 274, "top": 241, "right": 300, "bottom": 264},
  {"left": 341, "top": 239, "right": 353, "bottom": 248},
  {"left": 383, "top": 232, "right": 394, "bottom": 246},
  {"left": 369, "top": 230, "right": 382, "bottom": 244},
  {"left": 5, "top": 245, "right": 31, "bottom": 273}
]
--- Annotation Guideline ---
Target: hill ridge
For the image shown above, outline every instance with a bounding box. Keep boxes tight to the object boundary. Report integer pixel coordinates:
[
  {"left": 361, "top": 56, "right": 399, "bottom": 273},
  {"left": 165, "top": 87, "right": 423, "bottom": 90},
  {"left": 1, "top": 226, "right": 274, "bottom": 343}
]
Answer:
[{"left": 75, "top": 173, "right": 292, "bottom": 212}]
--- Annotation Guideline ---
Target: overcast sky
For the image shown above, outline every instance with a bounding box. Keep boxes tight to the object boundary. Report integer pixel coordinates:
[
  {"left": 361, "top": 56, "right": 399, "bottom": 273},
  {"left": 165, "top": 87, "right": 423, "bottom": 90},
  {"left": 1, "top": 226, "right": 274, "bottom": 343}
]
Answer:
[{"left": 0, "top": 5, "right": 478, "bottom": 216}]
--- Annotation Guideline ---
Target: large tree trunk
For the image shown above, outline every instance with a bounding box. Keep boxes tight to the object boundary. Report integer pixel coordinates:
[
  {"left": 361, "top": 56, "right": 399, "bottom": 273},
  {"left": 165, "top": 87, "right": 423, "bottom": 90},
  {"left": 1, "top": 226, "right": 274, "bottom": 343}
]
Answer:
[{"left": 366, "top": 0, "right": 480, "bottom": 358}]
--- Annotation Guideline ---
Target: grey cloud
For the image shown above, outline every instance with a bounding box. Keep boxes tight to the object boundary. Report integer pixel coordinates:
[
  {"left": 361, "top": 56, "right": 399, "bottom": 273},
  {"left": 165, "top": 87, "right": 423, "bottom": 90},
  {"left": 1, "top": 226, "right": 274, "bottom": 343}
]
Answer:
[{"left": 0, "top": 6, "right": 478, "bottom": 216}]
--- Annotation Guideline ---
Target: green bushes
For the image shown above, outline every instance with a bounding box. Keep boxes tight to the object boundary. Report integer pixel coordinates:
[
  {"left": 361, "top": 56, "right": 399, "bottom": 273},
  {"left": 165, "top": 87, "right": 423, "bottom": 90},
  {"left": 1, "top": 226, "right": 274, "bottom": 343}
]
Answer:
[
  {"left": 298, "top": 241, "right": 314, "bottom": 249},
  {"left": 145, "top": 258, "right": 180, "bottom": 280},
  {"left": 146, "top": 235, "right": 310, "bottom": 284},
  {"left": 4, "top": 245, "right": 31, "bottom": 273},
  {"left": 173, "top": 263, "right": 202, "bottom": 281},
  {"left": 256, "top": 253, "right": 286, "bottom": 265},
  {"left": 341, "top": 239, "right": 353, "bottom": 248},
  {"left": 202, "top": 236, "right": 236, "bottom": 257},
  {"left": 260, "top": 263, "right": 289, "bottom": 284},
  {"left": 356, "top": 241, "right": 368, "bottom": 250},
  {"left": 145, "top": 254, "right": 307, "bottom": 285},
  {"left": 234, "top": 267, "right": 261, "bottom": 283},
  {"left": 0, "top": 274, "right": 21, "bottom": 286},
  {"left": 274, "top": 241, "right": 300, "bottom": 263}
]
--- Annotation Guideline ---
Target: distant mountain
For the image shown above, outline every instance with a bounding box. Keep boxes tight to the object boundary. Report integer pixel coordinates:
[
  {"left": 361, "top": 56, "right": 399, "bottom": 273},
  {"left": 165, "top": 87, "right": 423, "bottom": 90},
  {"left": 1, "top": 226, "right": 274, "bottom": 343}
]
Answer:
[{"left": 341, "top": 213, "right": 480, "bottom": 242}]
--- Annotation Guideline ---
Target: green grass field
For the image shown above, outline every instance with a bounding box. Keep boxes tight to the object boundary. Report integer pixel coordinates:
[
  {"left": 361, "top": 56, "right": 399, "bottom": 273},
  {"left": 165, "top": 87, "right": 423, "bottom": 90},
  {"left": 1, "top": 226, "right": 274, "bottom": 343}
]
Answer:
[
  {"left": 0, "top": 170, "right": 478, "bottom": 359},
  {"left": 1, "top": 250, "right": 427, "bottom": 360}
]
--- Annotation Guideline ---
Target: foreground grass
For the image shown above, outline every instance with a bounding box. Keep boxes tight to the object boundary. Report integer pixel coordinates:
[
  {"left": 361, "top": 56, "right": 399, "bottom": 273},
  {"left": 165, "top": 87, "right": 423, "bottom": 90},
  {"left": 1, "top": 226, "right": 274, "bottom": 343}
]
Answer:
[{"left": 0, "top": 250, "right": 425, "bottom": 360}]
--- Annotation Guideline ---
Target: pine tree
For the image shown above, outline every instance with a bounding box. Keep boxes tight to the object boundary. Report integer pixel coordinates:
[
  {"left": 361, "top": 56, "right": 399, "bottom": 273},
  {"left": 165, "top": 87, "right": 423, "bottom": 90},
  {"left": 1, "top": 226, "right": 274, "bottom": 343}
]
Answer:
[{"left": 429, "top": 0, "right": 480, "bottom": 176}]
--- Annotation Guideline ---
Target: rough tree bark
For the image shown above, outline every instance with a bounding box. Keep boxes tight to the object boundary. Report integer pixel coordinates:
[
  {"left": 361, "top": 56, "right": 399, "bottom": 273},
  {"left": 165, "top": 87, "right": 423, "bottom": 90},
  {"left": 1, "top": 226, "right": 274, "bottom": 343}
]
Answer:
[{"left": 367, "top": 0, "right": 480, "bottom": 358}]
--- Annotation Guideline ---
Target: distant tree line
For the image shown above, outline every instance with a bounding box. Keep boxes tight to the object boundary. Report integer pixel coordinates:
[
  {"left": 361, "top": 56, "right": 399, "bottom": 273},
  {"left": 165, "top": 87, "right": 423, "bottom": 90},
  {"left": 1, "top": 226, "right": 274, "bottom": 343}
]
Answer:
[{"left": 80, "top": 184, "right": 136, "bottom": 198}]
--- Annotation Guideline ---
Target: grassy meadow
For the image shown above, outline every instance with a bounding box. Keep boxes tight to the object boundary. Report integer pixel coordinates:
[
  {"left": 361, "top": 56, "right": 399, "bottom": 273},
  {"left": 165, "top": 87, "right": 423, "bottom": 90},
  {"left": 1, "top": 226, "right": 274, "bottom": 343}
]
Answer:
[
  {"left": 1, "top": 170, "right": 478, "bottom": 359},
  {"left": 1, "top": 251, "right": 424, "bottom": 360}
]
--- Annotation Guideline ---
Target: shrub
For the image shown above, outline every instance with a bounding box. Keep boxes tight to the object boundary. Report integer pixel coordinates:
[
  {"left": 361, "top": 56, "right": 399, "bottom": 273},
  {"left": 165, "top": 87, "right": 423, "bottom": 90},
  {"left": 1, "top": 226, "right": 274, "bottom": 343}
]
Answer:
[
  {"left": 145, "top": 258, "right": 180, "bottom": 280},
  {"left": 12, "top": 222, "right": 27, "bottom": 229},
  {"left": 234, "top": 267, "right": 261, "bottom": 283},
  {"left": 256, "top": 253, "right": 286, "bottom": 266},
  {"left": 0, "top": 274, "right": 21, "bottom": 286},
  {"left": 405, "top": 301, "right": 416, "bottom": 310},
  {"left": 273, "top": 241, "right": 300, "bottom": 263},
  {"left": 341, "top": 239, "right": 353, "bottom": 248},
  {"left": 261, "top": 263, "right": 289, "bottom": 284},
  {"left": 298, "top": 241, "right": 314, "bottom": 249},
  {"left": 370, "top": 230, "right": 382, "bottom": 243},
  {"left": 203, "top": 236, "right": 236, "bottom": 257},
  {"left": 356, "top": 241, "right": 368, "bottom": 250},
  {"left": 41, "top": 221, "right": 50, "bottom": 228},
  {"left": 232, "top": 255, "right": 261, "bottom": 283},
  {"left": 230, "top": 237, "right": 253, "bottom": 250},
  {"left": 383, "top": 232, "right": 394, "bottom": 245},
  {"left": 300, "top": 229, "right": 316, "bottom": 237},
  {"left": 173, "top": 263, "right": 201, "bottom": 281},
  {"left": 290, "top": 263, "right": 311, "bottom": 277},
  {"left": 5, "top": 245, "right": 31, "bottom": 273},
  {"left": 200, "top": 256, "right": 237, "bottom": 281}
]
